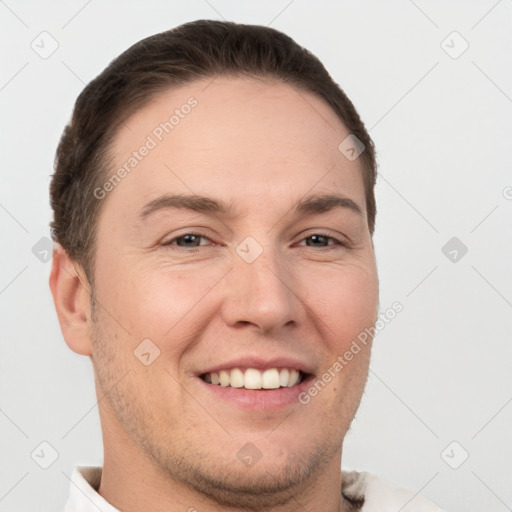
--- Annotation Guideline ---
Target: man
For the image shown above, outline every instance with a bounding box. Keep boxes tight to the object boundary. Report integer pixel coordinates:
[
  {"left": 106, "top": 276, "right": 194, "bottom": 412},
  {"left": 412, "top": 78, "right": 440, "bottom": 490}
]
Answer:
[{"left": 49, "top": 19, "right": 445, "bottom": 511}]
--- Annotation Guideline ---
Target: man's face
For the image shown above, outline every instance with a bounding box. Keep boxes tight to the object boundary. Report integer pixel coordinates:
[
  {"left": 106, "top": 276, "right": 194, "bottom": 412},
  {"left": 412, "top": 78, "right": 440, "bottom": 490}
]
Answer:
[{"left": 89, "top": 77, "right": 379, "bottom": 505}]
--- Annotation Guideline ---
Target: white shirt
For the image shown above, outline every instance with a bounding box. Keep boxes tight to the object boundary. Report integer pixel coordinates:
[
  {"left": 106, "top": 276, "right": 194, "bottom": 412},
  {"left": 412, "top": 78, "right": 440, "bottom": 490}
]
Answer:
[{"left": 64, "top": 466, "right": 446, "bottom": 511}]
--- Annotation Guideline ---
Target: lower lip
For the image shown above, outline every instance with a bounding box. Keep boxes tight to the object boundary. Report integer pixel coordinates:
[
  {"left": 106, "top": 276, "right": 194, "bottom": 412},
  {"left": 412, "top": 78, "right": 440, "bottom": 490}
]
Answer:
[{"left": 197, "top": 375, "right": 314, "bottom": 411}]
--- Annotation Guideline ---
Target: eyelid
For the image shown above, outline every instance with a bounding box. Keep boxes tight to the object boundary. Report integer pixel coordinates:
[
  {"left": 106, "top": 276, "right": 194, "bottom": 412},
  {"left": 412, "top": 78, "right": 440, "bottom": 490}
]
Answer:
[
  {"left": 162, "top": 232, "right": 215, "bottom": 246},
  {"left": 295, "top": 230, "right": 349, "bottom": 247},
  {"left": 162, "top": 229, "right": 349, "bottom": 249}
]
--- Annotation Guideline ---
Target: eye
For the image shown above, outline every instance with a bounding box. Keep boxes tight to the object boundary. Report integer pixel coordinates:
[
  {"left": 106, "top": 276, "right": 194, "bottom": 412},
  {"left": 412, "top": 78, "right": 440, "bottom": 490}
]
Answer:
[
  {"left": 163, "top": 233, "right": 213, "bottom": 249},
  {"left": 162, "top": 231, "right": 347, "bottom": 250},
  {"left": 297, "top": 232, "right": 346, "bottom": 248}
]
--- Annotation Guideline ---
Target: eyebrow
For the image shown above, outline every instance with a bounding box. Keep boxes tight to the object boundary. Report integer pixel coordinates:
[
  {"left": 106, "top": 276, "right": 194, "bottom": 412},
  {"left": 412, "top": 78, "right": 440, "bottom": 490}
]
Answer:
[{"left": 139, "top": 192, "right": 363, "bottom": 221}]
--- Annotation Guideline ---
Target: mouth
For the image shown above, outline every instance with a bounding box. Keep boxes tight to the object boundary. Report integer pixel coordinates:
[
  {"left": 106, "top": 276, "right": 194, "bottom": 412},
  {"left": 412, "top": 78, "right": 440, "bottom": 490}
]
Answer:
[
  {"left": 196, "top": 356, "right": 315, "bottom": 410},
  {"left": 200, "top": 367, "right": 307, "bottom": 390}
]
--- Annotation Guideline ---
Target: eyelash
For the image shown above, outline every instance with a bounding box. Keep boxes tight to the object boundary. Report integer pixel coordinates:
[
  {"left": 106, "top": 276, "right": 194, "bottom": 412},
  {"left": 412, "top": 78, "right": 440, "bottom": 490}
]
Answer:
[{"left": 162, "top": 231, "right": 347, "bottom": 250}]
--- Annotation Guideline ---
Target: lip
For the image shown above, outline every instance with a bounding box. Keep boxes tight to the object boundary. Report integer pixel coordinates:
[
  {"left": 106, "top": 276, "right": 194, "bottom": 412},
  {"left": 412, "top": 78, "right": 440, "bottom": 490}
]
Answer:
[
  {"left": 197, "top": 372, "right": 315, "bottom": 411},
  {"left": 198, "top": 356, "right": 314, "bottom": 375}
]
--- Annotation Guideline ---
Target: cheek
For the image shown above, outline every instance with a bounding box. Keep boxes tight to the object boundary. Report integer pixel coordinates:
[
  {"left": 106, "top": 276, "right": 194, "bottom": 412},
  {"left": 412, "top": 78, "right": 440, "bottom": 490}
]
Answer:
[
  {"left": 95, "top": 246, "right": 378, "bottom": 356},
  {"left": 98, "top": 260, "right": 222, "bottom": 344},
  {"left": 315, "top": 266, "right": 377, "bottom": 409},
  {"left": 309, "top": 263, "right": 379, "bottom": 343}
]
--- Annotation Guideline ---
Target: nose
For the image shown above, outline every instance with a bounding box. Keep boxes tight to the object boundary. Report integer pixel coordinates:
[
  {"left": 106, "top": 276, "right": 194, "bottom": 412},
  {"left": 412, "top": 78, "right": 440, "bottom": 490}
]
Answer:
[{"left": 220, "top": 243, "right": 301, "bottom": 335}]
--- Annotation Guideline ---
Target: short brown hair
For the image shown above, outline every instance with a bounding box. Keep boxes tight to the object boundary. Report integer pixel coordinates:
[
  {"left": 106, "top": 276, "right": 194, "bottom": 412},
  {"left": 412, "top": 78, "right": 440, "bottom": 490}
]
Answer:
[{"left": 50, "top": 19, "right": 377, "bottom": 285}]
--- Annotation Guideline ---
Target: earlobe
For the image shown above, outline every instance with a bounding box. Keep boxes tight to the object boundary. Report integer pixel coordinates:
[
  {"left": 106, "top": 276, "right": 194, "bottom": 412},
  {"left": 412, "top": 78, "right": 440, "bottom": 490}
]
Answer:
[{"left": 49, "top": 244, "right": 93, "bottom": 356}]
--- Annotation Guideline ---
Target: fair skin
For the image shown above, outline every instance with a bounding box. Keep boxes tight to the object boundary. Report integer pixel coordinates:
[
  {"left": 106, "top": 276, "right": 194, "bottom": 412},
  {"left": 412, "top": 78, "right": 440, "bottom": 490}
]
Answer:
[{"left": 50, "top": 77, "right": 379, "bottom": 512}]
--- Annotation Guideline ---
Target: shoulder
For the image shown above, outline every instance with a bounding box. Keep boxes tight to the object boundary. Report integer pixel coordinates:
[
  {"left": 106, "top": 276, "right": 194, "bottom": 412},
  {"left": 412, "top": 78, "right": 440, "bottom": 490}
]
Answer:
[{"left": 342, "top": 470, "right": 446, "bottom": 511}]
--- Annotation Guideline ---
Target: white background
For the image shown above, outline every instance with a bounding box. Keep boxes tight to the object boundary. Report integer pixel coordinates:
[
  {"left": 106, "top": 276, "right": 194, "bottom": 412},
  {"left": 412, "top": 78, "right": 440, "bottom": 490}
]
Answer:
[{"left": 1, "top": 1, "right": 511, "bottom": 511}]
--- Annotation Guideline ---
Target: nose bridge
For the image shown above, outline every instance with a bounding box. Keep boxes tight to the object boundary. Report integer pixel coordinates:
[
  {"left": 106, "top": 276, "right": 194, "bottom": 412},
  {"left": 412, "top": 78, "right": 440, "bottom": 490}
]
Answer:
[{"left": 222, "top": 236, "right": 299, "bottom": 333}]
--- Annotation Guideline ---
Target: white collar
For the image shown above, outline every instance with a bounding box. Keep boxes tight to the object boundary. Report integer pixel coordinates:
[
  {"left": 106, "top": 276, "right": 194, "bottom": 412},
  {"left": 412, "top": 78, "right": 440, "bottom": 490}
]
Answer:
[{"left": 63, "top": 467, "right": 119, "bottom": 512}]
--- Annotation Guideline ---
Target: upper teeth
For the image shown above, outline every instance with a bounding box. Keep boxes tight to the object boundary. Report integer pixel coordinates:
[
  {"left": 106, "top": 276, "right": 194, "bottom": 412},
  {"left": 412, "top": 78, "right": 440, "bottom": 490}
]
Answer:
[{"left": 203, "top": 368, "right": 302, "bottom": 389}]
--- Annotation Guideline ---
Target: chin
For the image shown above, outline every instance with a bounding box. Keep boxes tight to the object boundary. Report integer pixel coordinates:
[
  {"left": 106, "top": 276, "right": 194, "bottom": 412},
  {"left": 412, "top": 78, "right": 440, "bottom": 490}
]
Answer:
[{"left": 161, "top": 442, "right": 333, "bottom": 509}]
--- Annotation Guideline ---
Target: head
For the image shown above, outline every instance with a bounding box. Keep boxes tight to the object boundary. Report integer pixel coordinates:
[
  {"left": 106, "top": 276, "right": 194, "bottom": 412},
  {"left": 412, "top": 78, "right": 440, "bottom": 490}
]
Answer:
[{"left": 50, "top": 20, "right": 379, "bottom": 509}]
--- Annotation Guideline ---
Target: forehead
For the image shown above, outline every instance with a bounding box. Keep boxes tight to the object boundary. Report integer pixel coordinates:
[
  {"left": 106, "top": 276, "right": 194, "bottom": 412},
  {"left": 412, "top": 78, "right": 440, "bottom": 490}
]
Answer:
[{"left": 103, "top": 77, "right": 366, "bottom": 220}]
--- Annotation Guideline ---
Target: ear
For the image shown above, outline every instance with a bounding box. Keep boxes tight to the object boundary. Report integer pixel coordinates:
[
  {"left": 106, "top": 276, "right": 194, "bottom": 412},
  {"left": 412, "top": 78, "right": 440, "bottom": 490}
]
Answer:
[{"left": 49, "top": 244, "right": 93, "bottom": 356}]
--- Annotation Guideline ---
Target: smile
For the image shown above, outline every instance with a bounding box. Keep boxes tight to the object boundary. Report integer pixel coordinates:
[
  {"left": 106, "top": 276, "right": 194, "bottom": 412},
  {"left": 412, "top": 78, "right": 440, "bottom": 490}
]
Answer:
[{"left": 200, "top": 367, "right": 305, "bottom": 389}]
